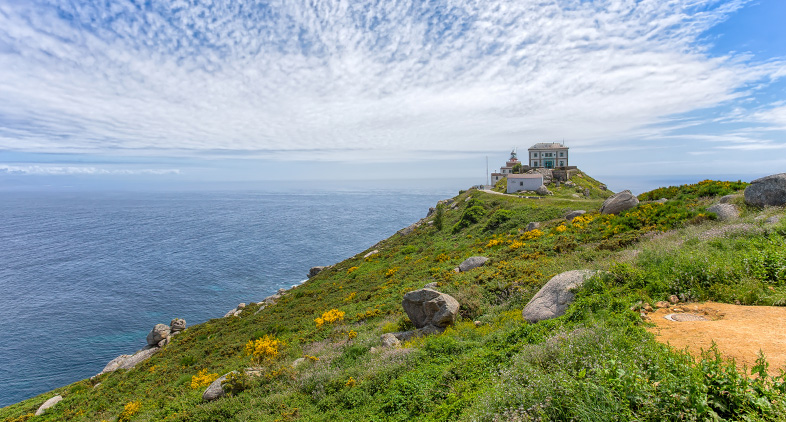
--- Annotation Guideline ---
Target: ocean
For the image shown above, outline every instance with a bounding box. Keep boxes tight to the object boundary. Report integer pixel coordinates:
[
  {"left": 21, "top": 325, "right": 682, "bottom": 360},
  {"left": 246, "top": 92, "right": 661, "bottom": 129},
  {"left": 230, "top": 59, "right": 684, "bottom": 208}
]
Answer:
[{"left": 0, "top": 184, "right": 462, "bottom": 407}]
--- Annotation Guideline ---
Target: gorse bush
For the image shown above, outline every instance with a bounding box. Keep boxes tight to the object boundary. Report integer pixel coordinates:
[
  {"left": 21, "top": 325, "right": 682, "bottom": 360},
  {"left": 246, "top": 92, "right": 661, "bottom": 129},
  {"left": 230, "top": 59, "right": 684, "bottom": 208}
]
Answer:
[
  {"left": 190, "top": 368, "right": 218, "bottom": 389},
  {"left": 244, "top": 335, "right": 283, "bottom": 364}
]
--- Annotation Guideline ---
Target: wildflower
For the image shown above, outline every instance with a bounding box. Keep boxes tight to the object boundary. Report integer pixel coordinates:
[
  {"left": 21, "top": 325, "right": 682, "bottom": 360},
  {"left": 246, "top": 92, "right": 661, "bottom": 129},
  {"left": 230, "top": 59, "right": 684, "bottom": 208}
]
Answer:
[
  {"left": 346, "top": 266, "right": 359, "bottom": 274},
  {"left": 315, "top": 309, "right": 345, "bottom": 327},
  {"left": 190, "top": 369, "right": 219, "bottom": 389},
  {"left": 245, "top": 335, "right": 283, "bottom": 363}
]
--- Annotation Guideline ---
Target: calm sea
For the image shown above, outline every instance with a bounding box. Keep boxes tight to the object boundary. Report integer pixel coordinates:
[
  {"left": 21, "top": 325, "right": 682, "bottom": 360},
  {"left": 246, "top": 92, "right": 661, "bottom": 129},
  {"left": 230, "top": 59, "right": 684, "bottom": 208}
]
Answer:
[{"left": 0, "top": 185, "right": 462, "bottom": 407}]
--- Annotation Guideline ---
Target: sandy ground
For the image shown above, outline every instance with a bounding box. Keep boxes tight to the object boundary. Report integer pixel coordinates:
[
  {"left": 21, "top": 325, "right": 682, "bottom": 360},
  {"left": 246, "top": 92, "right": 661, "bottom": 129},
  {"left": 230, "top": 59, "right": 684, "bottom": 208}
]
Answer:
[{"left": 646, "top": 302, "right": 786, "bottom": 372}]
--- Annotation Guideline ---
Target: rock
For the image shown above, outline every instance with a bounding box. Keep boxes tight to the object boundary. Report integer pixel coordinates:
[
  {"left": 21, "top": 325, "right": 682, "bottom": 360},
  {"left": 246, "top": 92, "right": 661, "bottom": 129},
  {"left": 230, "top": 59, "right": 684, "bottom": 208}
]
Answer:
[
  {"left": 669, "top": 295, "right": 679, "bottom": 304},
  {"left": 381, "top": 333, "right": 401, "bottom": 347},
  {"left": 277, "top": 288, "right": 287, "bottom": 295},
  {"left": 427, "top": 207, "right": 436, "bottom": 217},
  {"left": 224, "top": 308, "right": 238, "bottom": 318},
  {"left": 157, "top": 338, "right": 170, "bottom": 348},
  {"left": 364, "top": 249, "right": 379, "bottom": 259},
  {"left": 583, "top": 188, "right": 590, "bottom": 197},
  {"left": 263, "top": 294, "right": 281, "bottom": 304},
  {"left": 745, "top": 173, "right": 786, "bottom": 207},
  {"left": 565, "top": 210, "right": 586, "bottom": 221},
  {"left": 707, "top": 204, "right": 739, "bottom": 221},
  {"left": 643, "top": 303, "right": 653, "bottom": 313},
  {"left": 308, "top": 266, "right": 327, "bottom": 278},
  {"left": 522, "top": 270, "right": 596, "bottom": 323},
  {"left": 203, "top": 372, "right": 232, "bottom": 401},
  {"left": 401, "top": 289, "right": 460, "bottom": 329},
  {"left": 392, "top": 325, "right": 441, "bottom": 342},
  {"left": 424, "top": 282, "right": 439, "bottom": 290},
  {"left": 398, "top": 222, "right": 420, "bottom": 236},
  {"left": 170, "top": 318, "right": 186, "bottom": 333},
  {"left": 292, "top": 358, "right": 306, "bottom": 368},
  {"left": 458, "top": 256, "right": 489, "bottom": 272},
  {"left": 237, "top": 303, "right": 246, "bottom": 310},
  {"left": 766, "top": 215, "right": 781, "bottom": 225},
  {"left": 655, "top": 198, "right": 668, "bottom": 204},
  {"left": 99, "top": 347, "right": 160, "bottom": 375},
  {"left": 655, "top": 301, "right": 670, "bottom": 309},
  {"left": 599, "top": 184, "right": 607, "bottom": 191},
  {"left": 526, "top": 222, "right": 540, "bottom": 231},
  {"left": 535, "top": 185, "right": 552, "bottom": 195},
  {"left": 719, "top": 194, "right": 741, "bottom": 204},
  {"left": 146, "top": 324, "right": 170, "bottom": 346},
  {"left": 474, "top": 321, "right": 482, "bottom": 327},
  {"left": 35, "top": 395, "right": 63, "bottom": 416},
  {"left": 600, "top": 190, "right": 639, "bottom": 215}
]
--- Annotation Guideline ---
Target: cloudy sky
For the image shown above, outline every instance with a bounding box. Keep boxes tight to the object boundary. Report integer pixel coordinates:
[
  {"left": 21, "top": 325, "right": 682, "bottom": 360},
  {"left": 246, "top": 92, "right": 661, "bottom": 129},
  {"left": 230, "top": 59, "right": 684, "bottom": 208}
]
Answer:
[{"left": 0, "top": 0, "right": 784, "bottom": 186}]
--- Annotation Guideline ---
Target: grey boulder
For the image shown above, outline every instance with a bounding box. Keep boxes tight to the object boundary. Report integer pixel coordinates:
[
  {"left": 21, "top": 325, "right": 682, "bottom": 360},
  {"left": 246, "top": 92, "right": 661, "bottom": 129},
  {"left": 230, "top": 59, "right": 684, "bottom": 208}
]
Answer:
[
  {"left": 719, "top": 194, "right": 741, "bottom": 204},
  {"left": 402, "top": 288, "right": 459, "bottom": 329},
  {"left": 99, "top": 347, "right": 160, "bottom": 375},
  {"left": 35, "top": 395, "right": 63, "bottom": 416},
  {"left": 308, "top": 266, "right": 327, "bottom": 278},
  {"left": 146, "top": 324, "right": 170, "bottom": 346},
  {"left": 170, "top": 318, "right": 186, "bottom": 333},
  {"left": 525, "top": 222, "right": 540, "bottom": 232},
  {"left": 535, "top": 185, "right": 552, "bottom": 196},
  {"left": 458, "top": 256, "right": 489, "bottom": 272},
  {"left": 745, "top": 173, "right": 786, "bottom": 207},
  {"left": 600, "top": 190, "right": 639, "bottom": 215},
  {"left": 565, "top": 210, "right": 586, "bottom": 221},
  {"left": 381, "top": 333, "right": 401, "bottom": 347},
  {"left": 203, "top": 372, "right": 232, "bottom": 401},
  {"left": 522, "top": 270, "right": 596, "bottom": 323},
  {"left": 707, "top": 203, "right": 739, "bottom": 221}
]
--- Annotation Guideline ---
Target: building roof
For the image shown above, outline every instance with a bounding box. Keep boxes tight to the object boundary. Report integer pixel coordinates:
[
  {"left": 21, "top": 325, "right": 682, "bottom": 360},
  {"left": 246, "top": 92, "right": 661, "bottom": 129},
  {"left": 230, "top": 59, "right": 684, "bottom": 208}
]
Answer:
[
  {"left": 508, "top": 174, "right": 543, "bottom": 179},
  {"left": 529, "top": 142, "right": 568, "bottom": 150}
]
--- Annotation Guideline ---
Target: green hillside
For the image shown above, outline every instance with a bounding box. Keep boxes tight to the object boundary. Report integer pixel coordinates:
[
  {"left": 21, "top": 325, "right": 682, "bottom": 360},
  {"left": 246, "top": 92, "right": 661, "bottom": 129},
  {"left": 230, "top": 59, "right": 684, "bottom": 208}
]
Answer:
[{"left": 4, "top": 176, "right": 786, "bottom": 422}]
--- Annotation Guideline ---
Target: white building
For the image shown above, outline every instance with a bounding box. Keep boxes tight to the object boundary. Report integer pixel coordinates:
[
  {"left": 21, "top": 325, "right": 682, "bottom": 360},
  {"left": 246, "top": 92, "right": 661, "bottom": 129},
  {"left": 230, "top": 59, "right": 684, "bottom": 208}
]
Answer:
[
  {"left": 490, "top": 150, "right": 520, "bottom": 185},
  {"left": 529, "top": 142, "right": 569, "bottom": 169},
  {"left": 507, "top": 174, "right": 543, "bottom": 193}
]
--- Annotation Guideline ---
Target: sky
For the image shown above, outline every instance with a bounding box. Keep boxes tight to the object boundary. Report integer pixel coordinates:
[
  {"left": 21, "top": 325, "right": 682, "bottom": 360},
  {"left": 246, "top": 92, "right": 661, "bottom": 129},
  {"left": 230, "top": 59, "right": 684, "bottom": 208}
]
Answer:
[{"left": 0, "top": 0, "right": 784, "bottom": 189}]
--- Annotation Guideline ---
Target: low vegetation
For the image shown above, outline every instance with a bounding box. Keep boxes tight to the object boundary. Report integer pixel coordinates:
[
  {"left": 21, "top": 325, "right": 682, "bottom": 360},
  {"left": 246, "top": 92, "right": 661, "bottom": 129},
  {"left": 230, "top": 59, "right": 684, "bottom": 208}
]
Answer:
[{"left": 3, "top": 177, "right": 786, "bottom": 421}]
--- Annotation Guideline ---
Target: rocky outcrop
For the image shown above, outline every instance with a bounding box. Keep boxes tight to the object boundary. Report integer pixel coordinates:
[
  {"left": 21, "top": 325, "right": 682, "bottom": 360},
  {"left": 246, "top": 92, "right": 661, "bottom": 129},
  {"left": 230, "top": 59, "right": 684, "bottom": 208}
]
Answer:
[
  {"left": 565, "top": 210, "right": 586, "bottom": 221},
  {"left": 203, "top": 372, "right": 232, "bottom": 401},
  {"left": 707, "top": 203, "right": 739, "bottom": 221},
  {"left": 535, "top": 185, "right": 552, "bottom": 196},
  {"left": 525, "top": 222, "right": 540, "bottom": 232},
  {"left": 364, "top": 250, "right": 379, "bottom": 259},
  {"left": 719, "top": 194, "right": 741, "bottom": 204},
  {"left": 600, "top": 190, "right": 639, "bottom": 215},
  {"left": 35, "top": 395, "right": 63, "bottom": 416},
  {"left": 522, "top": 270, "right": 596, "bottom": 323},
  {"left": 146, "top": 324, "right": 170, "bottom": 346},
  {"left": 402, "top": 288, "right": 459, "bottom": 330},
  {"left": 458, "top": 256, "right": 488, "bottom": 272},
  {"left": 745, "top": 174, "right": 786, "bottom": 207},
  {"left": 170, "top": 318, "right": 186, "bottom": 334},
  {"left": 308, "top": 266, "right": 327, "bottom": 278},
  {"left": 99, "top": 347, "right": 160, "bottom": 375}
]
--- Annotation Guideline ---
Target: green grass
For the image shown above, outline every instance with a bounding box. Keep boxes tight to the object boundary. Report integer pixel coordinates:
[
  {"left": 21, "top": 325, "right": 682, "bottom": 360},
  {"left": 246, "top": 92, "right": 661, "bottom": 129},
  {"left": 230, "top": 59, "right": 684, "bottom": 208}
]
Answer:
[{"left": 4, "top": 175, "right": 786, "bottom": 422}]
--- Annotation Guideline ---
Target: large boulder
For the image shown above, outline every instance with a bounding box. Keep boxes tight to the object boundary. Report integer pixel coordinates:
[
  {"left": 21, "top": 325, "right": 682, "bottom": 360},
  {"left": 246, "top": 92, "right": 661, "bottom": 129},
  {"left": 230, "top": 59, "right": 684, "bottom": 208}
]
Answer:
[
  {"left": 745, "top": 174, "right": 786, "bottom": 207},
  {"left": 458, "top": 256, "right": 489, "bottom": 272},
  {"left": 600, "top": 190, "right": 639, "bottom": 215},
  {"left": 146, "top": 324, "right": 170, "bottom": 346},
  {"left": 707, "top": 204, "right": 739, "bottom": 221},
  {"left": 98, "top": 347, "right": 160, "bottom": 375},
  {"left": 381, "top": 333, "right": 401, "bottom": 347},
  {"left": 203, "top": 372, "right": 232, "bottom": 401},
  {"left": 522, "top": 270, "right": 596, "bottom": 323},
  {"left": 35, "top": 395, "right": 63, "bottom": 416},
  {"left": 535, "top": 185, "right": 552, "bottom": 196},
  {"left": 402, "top": 289, "right": 459, "bottom": 329},
  {"left": 565, "top": 210, "right": 586, "bottom": 221},
  {"left": 308, "top": 266, "right": 327, "bottom": 278}
]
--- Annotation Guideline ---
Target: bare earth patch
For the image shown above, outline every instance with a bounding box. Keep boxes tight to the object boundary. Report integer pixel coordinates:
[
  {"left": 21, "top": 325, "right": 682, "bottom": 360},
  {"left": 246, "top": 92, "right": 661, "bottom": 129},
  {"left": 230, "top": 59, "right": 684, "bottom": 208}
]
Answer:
[{"left": 647, "top": 302, "right": 786, "bottom": 372}]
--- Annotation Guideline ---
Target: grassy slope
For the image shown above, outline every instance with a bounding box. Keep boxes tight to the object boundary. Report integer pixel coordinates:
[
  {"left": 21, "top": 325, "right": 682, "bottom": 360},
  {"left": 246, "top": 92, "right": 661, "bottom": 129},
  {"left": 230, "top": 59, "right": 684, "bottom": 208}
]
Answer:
[{"left": 4, "top": 177, "right": 786, "bottom": 422}]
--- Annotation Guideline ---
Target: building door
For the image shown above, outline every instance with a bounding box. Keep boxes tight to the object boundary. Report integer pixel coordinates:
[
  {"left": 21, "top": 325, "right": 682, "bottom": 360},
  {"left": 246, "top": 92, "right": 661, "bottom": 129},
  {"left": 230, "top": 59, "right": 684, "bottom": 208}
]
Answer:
[{"left": 544, "top": 160, "right": 554, "bottom": 169}]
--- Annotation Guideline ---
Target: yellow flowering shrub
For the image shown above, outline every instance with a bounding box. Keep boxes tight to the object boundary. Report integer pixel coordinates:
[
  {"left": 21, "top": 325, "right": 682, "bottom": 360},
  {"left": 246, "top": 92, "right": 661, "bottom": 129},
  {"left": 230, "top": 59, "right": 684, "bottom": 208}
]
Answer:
[
  {"left": 315, "top": 309, "right": 345, "bottom": 327},
  {"left": 355, "top": 308, "right": 381, "bottom": 320},
  {"left": 508, "top": 240, "right": 525, "bottom": 250},
  {"left": 485, "top": 238, "right": 504, "bottom": 247},
  {"left": 344, "top": 292, "right": 356, "bottom": 302},
  {"left": 435, "top": 253, "right": 449, "bottom": 262},
  {"left": 385, "top": 267, "right": 399, "bottom": 277},
  {"left": 190, "top": 369, "right": 219, "bottom": 389},
  {"left": 555, "top": 224, "right": 567, "bottom": 233},
  {"left": 346, "top": 266, "right": 359, "bottom": 274},
  {"left": 346, "top": 377, "right": 357, "bottom": 387},
  {"left": 521, "top": 229, "right": 544, "bottom": 240},
  {"left": 117, "top": 401, "right": 141, "bottom": 422},
  {"left": 245, "top": 335, "right": 283, "bottom": 363},
  {"left": 347, "top": 330, "right": 357, "bottom": 340}
]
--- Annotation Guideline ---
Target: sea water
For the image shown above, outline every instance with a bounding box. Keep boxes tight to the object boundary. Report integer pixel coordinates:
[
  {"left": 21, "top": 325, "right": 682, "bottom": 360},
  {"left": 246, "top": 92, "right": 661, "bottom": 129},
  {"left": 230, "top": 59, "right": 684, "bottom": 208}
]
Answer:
[{"left": 0, "top": 185, "right": 460, "bottom": 407}]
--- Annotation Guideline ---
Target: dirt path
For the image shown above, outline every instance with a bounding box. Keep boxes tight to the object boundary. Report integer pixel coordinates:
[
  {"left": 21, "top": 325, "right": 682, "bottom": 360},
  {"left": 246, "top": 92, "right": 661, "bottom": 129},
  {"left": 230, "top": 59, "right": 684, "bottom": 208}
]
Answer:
[{"left": 646, "top": 302, "right": 786, "bottom": 372}]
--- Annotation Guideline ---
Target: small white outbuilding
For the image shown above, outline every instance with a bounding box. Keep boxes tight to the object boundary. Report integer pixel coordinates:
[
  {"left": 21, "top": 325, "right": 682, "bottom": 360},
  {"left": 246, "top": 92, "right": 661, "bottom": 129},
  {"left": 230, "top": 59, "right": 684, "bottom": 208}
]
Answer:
[{"left": 507, "top": 174, "right": 543, "bottom": 193}]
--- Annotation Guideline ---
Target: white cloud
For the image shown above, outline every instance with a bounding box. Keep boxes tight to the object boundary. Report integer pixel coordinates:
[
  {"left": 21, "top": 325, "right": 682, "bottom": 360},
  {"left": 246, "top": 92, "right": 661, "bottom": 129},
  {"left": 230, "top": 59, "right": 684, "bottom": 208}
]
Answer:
[
  {"left": 0, "top": 165, "right": 180, "bottom": 176},
  {"left": 0, "top": 0, "right": 783, "bottom": 163}
]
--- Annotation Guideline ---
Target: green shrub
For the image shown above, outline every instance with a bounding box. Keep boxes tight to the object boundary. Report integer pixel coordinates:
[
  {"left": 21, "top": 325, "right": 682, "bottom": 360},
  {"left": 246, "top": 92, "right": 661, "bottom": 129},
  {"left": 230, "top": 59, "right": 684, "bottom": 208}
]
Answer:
[
  {"left": 484, "top": 209, "right": 512, "bottom": 232},
  {"left": 453, "top": 205, "right": 486, "bottom": 233}
]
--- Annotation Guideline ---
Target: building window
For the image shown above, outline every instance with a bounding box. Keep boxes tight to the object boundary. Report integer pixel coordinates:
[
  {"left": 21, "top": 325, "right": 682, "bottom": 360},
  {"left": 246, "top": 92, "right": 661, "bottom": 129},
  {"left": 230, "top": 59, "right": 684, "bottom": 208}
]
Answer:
[
  {"left": 520, "top": 182, "right": 523, "bottom": 186},
  {"left": 560, "top": 152, "right": 564, "bottom": 157},
  {"left": 559, "top": 161, "right": 564, "bottom": 166},
  {"left": 534, "top": 161, "right": 538, "bottom": 166}
]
